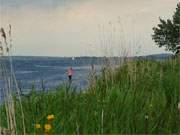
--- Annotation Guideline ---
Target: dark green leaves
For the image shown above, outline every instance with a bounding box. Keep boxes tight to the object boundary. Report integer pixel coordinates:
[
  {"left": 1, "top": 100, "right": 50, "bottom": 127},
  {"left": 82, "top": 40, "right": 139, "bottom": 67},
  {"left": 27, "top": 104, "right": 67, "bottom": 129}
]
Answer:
[{"left": 152, "top": 3, "right": 180, "bottom": 53}]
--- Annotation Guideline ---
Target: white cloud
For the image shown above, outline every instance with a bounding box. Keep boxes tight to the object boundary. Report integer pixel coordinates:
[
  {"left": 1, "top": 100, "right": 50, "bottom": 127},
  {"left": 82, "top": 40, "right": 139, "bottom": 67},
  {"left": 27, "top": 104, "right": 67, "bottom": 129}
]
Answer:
[{"left": 0, "top": 0, "right": 178, "bottom": 56}]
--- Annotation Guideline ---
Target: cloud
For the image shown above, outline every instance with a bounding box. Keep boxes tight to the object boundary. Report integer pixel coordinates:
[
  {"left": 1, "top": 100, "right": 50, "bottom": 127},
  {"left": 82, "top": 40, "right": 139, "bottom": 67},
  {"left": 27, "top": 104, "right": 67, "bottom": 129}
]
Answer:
[
  {"left": 1, "top": 0, "right": 63, "bottom": 9},
  {"left": 0, "top": 0, "right": 178, "bottom": 56}
]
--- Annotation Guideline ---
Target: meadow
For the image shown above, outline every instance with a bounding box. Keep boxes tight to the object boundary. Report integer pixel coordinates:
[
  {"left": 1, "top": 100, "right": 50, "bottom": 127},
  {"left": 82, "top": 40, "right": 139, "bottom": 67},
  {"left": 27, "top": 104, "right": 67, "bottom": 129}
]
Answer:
[{"left": 0, "top": 56, "right": 180, "bottom": 134}]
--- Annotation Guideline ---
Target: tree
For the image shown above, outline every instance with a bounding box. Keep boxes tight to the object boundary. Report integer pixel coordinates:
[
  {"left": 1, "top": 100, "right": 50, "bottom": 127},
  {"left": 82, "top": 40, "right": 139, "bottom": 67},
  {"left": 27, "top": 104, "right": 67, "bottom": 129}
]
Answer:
[{"left": 152, "top": 3, "right": 180, "bottom": 54}]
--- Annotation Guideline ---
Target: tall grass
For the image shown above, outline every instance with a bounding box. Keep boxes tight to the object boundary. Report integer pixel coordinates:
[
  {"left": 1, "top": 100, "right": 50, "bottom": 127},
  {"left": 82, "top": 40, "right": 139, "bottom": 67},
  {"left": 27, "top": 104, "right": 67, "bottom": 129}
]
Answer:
[{"left": 0, "top": 57, "right": 180, "bottom": 134}]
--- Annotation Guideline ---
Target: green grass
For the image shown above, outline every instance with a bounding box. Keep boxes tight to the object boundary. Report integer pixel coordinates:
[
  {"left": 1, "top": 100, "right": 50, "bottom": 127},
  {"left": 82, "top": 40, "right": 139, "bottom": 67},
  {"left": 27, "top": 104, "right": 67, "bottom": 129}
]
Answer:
[{"left": 0, "top": 57, "right": 180, "bottom": 134}]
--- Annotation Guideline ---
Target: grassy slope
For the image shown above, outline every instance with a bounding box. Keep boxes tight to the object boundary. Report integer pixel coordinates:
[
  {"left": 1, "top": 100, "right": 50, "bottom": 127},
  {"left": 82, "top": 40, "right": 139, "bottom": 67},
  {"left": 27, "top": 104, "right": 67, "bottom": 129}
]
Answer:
[{"left": 0, "top": 57, "right": 180, "bottom": 134}]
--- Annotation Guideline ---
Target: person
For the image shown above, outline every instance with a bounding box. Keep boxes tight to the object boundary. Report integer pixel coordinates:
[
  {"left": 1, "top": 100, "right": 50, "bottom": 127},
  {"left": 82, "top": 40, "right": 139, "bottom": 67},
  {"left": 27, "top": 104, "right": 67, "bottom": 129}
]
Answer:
[{"left": 67, "top": 67, "right": 73, "bottom": 83}]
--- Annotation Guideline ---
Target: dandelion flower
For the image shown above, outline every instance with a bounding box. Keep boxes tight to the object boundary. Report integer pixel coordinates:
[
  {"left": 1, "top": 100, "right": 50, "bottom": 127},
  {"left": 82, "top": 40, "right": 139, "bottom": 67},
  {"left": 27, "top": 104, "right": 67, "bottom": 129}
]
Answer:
[
  {"left": 44, "top": 124, "right": 52, "bottom": 133},
  {"left": 35, "top": 124, "right": 41, "bottom": 129},
  {"left": 47, "top": 114, "right": 55, "bottom": 121}
]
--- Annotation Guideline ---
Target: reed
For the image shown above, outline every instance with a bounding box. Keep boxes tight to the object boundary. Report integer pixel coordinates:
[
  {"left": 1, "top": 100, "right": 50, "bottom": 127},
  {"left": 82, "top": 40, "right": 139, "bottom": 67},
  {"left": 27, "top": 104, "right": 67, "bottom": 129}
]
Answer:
[{"left": 0, "top": 25, "right": 26, "bottom": 135}]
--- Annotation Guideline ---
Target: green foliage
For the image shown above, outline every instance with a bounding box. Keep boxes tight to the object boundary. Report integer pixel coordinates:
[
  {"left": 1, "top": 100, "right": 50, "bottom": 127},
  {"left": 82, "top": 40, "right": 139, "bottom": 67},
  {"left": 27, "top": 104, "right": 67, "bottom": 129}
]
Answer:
[
  {"left": 0, "top": 58, "right": 180, "bottom": 134},
  {"left": 152, "top": 3, "right": 180, "bottom": 53}
]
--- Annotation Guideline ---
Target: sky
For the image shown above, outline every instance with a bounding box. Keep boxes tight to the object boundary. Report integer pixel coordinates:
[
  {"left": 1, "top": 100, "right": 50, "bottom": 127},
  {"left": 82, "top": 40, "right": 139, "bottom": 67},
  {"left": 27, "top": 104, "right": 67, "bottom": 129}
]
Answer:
[{"left": 0, "top": 0, "right": 179, "bottom": 57}]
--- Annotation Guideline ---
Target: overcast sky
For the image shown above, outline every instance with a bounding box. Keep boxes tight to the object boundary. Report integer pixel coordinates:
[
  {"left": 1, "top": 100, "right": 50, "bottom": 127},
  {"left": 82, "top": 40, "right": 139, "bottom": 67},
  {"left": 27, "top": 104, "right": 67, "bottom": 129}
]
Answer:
[{"left": 0, "top": 0, "right": 179, "bottom": 56}]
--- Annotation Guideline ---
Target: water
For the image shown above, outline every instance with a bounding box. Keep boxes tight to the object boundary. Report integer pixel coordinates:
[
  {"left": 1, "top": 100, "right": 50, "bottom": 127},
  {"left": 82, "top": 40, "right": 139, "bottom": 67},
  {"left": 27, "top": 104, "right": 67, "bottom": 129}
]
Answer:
[
  {"left": 0, "top": 54, "right": 171, "bottom": 92},
  {"left": 0, "top": 57, "right": 104, "bottom": 92}
]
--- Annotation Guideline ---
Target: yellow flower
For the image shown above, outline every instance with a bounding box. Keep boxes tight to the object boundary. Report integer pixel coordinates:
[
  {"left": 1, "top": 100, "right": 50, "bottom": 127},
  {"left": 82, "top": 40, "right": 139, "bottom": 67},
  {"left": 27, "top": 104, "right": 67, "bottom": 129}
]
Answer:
[
  {"left": 47, "top": 114, "right": 55, "bottom": 121},
  {"left": 35, "top": 124, "right": 41, "bottom": 129},
  {"left": 44, "top": 124, "right": 52, "bottom": 133}
]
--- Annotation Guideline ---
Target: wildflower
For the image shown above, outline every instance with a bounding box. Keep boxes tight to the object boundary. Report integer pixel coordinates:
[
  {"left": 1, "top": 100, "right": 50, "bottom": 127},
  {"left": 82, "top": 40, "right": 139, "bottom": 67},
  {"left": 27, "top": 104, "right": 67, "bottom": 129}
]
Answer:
[
  {"left": 145, "top": 115, "right": 149, "bottom": 120},
  {"left": 44, "top": 124, "right": 52, "bottom": 133},
  {"left": 47, "top": 114, "right": 55, "bottom": 121},
  {"left": 35, "top": 124, "right": 41, "bottom": 129},
  {"left": 178, "top": 102, "right": 180, "bottom": 110}
]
